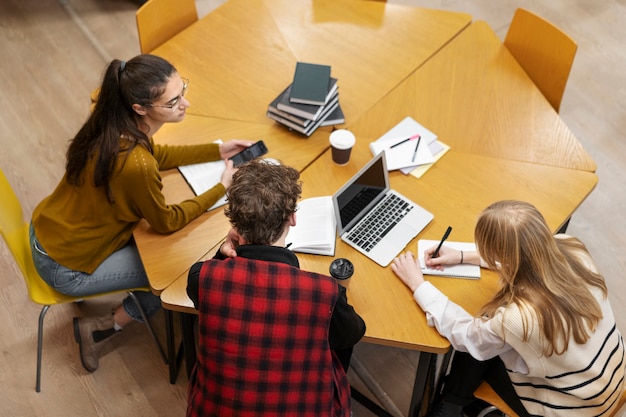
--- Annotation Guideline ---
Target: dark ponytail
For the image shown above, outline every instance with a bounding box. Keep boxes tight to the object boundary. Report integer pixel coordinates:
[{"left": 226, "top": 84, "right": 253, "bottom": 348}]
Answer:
[{"left": 66, "top": 54, "right": 176, "bottom": 203}]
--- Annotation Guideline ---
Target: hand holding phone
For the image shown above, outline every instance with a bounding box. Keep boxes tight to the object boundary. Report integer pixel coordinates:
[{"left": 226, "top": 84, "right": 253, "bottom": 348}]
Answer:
[{"left": 229, "top": 140, "right": 268, "bottom": 167}]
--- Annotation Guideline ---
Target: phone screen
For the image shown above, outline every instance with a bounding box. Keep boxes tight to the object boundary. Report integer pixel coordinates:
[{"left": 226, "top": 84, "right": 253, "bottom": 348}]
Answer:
[{"left": 229, "top": 141, "right": 268, "bottom": 167}]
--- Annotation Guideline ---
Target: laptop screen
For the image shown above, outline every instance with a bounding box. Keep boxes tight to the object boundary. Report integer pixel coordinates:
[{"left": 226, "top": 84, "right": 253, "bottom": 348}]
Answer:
[{"left": 333, "top": 152, "right": 389, "bottom": 234}]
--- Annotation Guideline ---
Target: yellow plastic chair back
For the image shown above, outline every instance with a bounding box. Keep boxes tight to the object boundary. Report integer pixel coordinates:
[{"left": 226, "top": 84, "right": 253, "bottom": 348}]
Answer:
[
  {"left": 474, "top": 380, "right": 626, "bottom": 417},
  {"left": 136, "top": 0, "right": 198, "bottom": 53},
  {"left": 0, "top": 170, "right": 75, "bottom": 306},
  {"left": 504, "top": 8, "right": 577, "bottom": 112}
]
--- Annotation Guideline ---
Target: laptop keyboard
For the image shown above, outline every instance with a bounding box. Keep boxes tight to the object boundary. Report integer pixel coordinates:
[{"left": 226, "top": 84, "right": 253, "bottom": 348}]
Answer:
[{"left": 346, "top": 193, "right": 414, "bottom": 252}]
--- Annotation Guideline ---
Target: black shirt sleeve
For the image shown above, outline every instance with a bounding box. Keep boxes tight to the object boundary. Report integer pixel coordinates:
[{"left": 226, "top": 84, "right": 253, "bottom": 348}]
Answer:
[
  {"left": 329, "top": 284, "right": 366, "bottom": 350},
  {"left": 187, "top": 247, "right": 228, "bottom": 310},
  {"left": 186, "top": 261, "right": 203, "bottom": 310}
]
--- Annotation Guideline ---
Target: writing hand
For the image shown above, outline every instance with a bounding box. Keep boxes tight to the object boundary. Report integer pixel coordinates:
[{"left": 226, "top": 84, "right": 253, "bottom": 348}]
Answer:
[{"left": 424, "top": 245, "right": 461, "bottom": 270}]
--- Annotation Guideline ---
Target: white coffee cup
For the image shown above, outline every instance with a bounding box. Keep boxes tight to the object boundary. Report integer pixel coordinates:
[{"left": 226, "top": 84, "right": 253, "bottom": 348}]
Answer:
[{"left": 329, "top": 129, "right": 356, "bottom": 165}]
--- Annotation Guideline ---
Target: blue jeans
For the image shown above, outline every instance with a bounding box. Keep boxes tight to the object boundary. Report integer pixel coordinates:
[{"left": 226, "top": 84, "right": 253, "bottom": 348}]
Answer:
[{"left": 29, "top": 224, "right": 161, "bottom": 322}]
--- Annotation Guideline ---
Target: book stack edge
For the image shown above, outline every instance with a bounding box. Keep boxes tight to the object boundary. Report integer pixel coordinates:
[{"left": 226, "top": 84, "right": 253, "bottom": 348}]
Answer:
[{"left": 267, "top": 62, "right": 344, "bottom": 137}]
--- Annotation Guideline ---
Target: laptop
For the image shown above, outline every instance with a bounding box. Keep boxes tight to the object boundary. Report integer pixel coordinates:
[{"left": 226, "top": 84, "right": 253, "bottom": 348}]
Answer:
[{"left": 332, "top": 151, "right": 434, "bottom": 267}]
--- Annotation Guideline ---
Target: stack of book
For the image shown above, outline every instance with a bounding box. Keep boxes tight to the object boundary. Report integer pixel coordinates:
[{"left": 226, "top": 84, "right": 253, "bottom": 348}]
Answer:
[{"left": 267, "top": 62, "right": 344, "bottom": 137}]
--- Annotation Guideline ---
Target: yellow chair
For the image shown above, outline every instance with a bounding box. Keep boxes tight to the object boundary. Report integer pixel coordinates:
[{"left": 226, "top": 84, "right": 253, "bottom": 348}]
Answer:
[
  {"left": 474, "top": 381, "right": 626, "bottom": 417},
  {"left": 0, "top": 169, "right": 167, "bottom": 392},
  {"left": 89, "top": 87, "right": 99, "bottom": 113},
  {"left": 503, "top": 8, "right": 577, "bottom": 112},
  {"left": 474, "top": 382, "right": 520, "bottom": 417},
  {"left": 89, "top": 0, "right": 199, "bottom": 110},
  {"left": 136, "top": 0, "right": 198, "bottom": 54}
]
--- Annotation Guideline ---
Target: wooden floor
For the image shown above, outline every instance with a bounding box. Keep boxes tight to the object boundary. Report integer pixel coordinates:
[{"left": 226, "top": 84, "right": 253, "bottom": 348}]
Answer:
[{"left": 1, "top": 0, "right": 625, "bottom": 416}]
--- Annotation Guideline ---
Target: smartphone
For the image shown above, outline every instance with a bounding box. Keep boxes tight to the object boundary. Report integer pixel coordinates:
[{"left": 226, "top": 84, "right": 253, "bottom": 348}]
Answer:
[{"left": 229, "top": 140, "right": 269, "bottom": 167}]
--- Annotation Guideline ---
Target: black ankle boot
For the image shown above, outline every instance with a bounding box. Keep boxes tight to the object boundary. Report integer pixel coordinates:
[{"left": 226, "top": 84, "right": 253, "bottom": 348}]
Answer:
[{"left": 426, "top": 399, "right": 464, "bottom": 417}]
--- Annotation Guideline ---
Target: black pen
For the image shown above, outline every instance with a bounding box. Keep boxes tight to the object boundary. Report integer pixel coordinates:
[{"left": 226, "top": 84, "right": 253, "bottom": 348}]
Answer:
[
  {"left": 389, "top": 133, "right": 421, "bottom": 149},
  {"left": 411, "top": 136, "right": 422, "bottom": 163},
  {"left": 432, "top": 226, "right": 452, "bottom": 258}
]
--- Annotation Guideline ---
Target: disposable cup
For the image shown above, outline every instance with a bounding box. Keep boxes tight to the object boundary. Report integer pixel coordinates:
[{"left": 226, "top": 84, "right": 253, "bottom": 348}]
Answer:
[
  {"left": 329, "top": 258, "right": 354, "bottom": 288},
  {"left": 329, "top": 129, "right": 356, "bottom": 165}
]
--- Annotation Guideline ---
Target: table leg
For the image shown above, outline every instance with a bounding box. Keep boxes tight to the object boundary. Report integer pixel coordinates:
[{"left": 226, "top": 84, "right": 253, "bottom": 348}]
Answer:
[
  {"left": 408, "top": 352, "right": 438, "bottom": 417},
  {"left": 164, "top": 309, "right": 179, "bottom": 384},
  {"left": 181, "top": 312, "right": 197, "bottom": 378}
]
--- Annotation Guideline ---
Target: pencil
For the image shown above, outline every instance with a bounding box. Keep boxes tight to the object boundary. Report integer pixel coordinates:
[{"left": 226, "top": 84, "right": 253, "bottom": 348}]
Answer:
[{"left": 411, "top": 136, "right": 422, "bottom": 162}]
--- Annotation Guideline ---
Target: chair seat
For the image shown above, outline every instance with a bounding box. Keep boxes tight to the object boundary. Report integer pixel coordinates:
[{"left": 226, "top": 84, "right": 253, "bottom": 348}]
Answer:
[{"left": 474, "top": 382, "right": 519, "bottom": 417}]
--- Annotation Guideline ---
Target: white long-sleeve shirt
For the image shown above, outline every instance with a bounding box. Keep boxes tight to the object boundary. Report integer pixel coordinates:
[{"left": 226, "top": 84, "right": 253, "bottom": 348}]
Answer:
[{"left": 413, "top": 267, "right": 625, "bottom": 416}]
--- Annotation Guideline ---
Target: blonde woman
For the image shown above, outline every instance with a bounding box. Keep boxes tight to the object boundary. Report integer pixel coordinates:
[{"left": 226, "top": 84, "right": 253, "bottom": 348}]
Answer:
[{"left": 392, "top": 200, "right": 624, "bottom": 417}]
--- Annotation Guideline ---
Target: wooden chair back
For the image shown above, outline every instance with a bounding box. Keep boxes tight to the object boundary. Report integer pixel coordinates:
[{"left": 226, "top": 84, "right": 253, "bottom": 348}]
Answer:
[
  {"left": 136, "top": 0, "right": 198, "bottom": 53},
  {"left": 504, "top": 8, "right": 577, "bottom": 112}
]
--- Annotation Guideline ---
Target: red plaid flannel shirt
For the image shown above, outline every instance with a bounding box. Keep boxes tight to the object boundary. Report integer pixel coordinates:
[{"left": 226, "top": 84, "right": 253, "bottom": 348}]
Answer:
[{"left": 187, "top": 256, "right": 351, "bottom": 417}]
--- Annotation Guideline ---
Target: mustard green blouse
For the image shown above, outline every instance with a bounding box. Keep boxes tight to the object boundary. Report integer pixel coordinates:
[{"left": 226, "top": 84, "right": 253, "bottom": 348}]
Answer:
[{"left": 32, "top": 139, "right": 224, "bottom": 274}]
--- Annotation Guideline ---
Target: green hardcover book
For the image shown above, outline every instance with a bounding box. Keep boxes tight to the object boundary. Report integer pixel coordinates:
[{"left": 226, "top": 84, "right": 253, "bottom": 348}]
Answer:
[{"left": 289, "top": 62, "right": 332, "bottom": 105}]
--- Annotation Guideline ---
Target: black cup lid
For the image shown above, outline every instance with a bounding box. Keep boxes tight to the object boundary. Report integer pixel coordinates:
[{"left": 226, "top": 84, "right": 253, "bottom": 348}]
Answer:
[{"left": 329, "top": 258, "right": 354, "bottom": 280}]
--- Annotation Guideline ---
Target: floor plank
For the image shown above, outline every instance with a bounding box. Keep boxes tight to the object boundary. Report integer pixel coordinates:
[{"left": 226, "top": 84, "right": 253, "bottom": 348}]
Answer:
[{"left": 1, "top": 0, "right": 625, "bottom": 415}]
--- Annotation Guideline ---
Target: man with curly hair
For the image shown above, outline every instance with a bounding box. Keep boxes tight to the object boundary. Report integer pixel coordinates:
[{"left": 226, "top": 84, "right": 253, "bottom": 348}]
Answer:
[{"left": 187, "top": 159, "right": 366, "bottom": 417}]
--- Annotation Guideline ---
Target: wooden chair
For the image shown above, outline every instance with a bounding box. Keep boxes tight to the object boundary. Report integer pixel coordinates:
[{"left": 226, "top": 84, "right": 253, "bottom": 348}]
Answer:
[
  {"left": 474, "top": 381, "right": 626, "bottom": 417},
  {"left": 503, "top": 8, "right": 577, "bottom": 112},
  {"left": 136, "top": 0, "right": 198, "bottom": 53},
  {"left": 0, "top": 169, "right": 167, "bottom": 392}
]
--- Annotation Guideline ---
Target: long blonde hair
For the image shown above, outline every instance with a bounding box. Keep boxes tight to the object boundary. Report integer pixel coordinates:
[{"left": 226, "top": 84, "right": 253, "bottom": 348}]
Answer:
[{"left": 476, "top": 200, "right": 607, "bottom": 356}]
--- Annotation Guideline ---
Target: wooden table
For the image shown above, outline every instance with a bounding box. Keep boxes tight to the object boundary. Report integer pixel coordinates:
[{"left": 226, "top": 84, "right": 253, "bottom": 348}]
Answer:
[
  {"left": 345, "top": 20, "right": 596, "bottom": 172},
  {"left": 136, "top": 5, "right": 598, "bottom": 417},
  {"left": 151, "top": 0, "right": 472, "bottom": 125},
  {"left": 135, "top": 0, "right": 472, "bottom": 292},
  {"left": 160, "top": 147, "right": 597, "bottom": 415}
]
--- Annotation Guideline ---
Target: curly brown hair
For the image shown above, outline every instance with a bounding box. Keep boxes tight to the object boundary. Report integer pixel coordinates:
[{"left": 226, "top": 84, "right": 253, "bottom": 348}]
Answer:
[{"left": 224, "top": 160, "right": 301, "bottom": 245}]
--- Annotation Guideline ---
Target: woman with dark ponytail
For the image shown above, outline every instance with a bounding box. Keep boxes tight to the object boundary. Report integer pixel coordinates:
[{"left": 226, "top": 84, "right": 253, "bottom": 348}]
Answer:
[{"left": 30, "top": 54, "right": 253, "bottom": 372}]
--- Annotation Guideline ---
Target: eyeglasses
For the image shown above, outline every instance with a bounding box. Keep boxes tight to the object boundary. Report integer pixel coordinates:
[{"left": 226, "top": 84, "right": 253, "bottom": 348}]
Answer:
[{"left": 148, "top": 77, "right": 189, "bottom": 111}]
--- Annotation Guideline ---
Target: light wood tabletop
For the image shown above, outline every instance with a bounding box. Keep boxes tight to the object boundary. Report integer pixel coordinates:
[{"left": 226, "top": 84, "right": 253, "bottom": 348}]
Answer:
[
  {"left": 345, "top": 20, "right": 597, "bottom": 172},
  {"left": 137, "top": 1, "right": 472, "bottom": 293},
  {"left": 145, "top": 5, "right": 599, "bottom": 354},
  {"left": 160, "top": 144, "right": 598, "bottom": 351},
  {"left": 151, "top": 0, "right": 472, "bottom": 126}
]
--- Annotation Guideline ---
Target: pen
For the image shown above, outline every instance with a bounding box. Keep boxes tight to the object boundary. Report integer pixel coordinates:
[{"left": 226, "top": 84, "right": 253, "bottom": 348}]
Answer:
[
  {"left": 389, "top": 133, "right": 421, "bottom": 149},
  {"left": 432, "top": 226, "right": 452, "bottom": 258},
  {"left": 411, "top": 136, "right": 422, "bottom": 163}
]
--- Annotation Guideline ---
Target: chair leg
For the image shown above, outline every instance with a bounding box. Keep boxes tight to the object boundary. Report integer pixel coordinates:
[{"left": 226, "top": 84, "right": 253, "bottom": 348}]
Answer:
[
  {"left": 36, "top": 305, "right": 51, "bottom": 393},
  {"left": 476, "top": 405, "right": 501, "bottom": 417},
  {"left": 127, "top": 291, "right": 168, "bottom": 364}
]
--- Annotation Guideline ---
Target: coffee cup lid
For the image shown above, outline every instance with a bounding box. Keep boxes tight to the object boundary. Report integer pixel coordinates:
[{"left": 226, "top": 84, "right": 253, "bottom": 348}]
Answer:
[
  {"left": 329, "top": 258, "right": 354, "bottom": 280},
  {"left": 329, "top": 130, "right": 355, "bottom": 150}
]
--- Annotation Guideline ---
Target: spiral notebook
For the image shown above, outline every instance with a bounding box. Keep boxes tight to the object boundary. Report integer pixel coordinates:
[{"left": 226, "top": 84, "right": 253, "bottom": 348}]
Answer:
[{"left": 417, "top": 240, "right": 481, "bottom": 279}]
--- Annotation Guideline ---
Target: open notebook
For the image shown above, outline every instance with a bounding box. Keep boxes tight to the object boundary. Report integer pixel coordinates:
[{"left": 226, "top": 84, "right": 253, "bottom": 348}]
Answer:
[
  {"left": 417, "top": 239, "right": 481, "bottom": 279},
  {"left": 285, "top": 196, "right": 336, "bottom": 256},
  {"left": 178, "top": 160, "right": 227, "bottom": 211}
]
